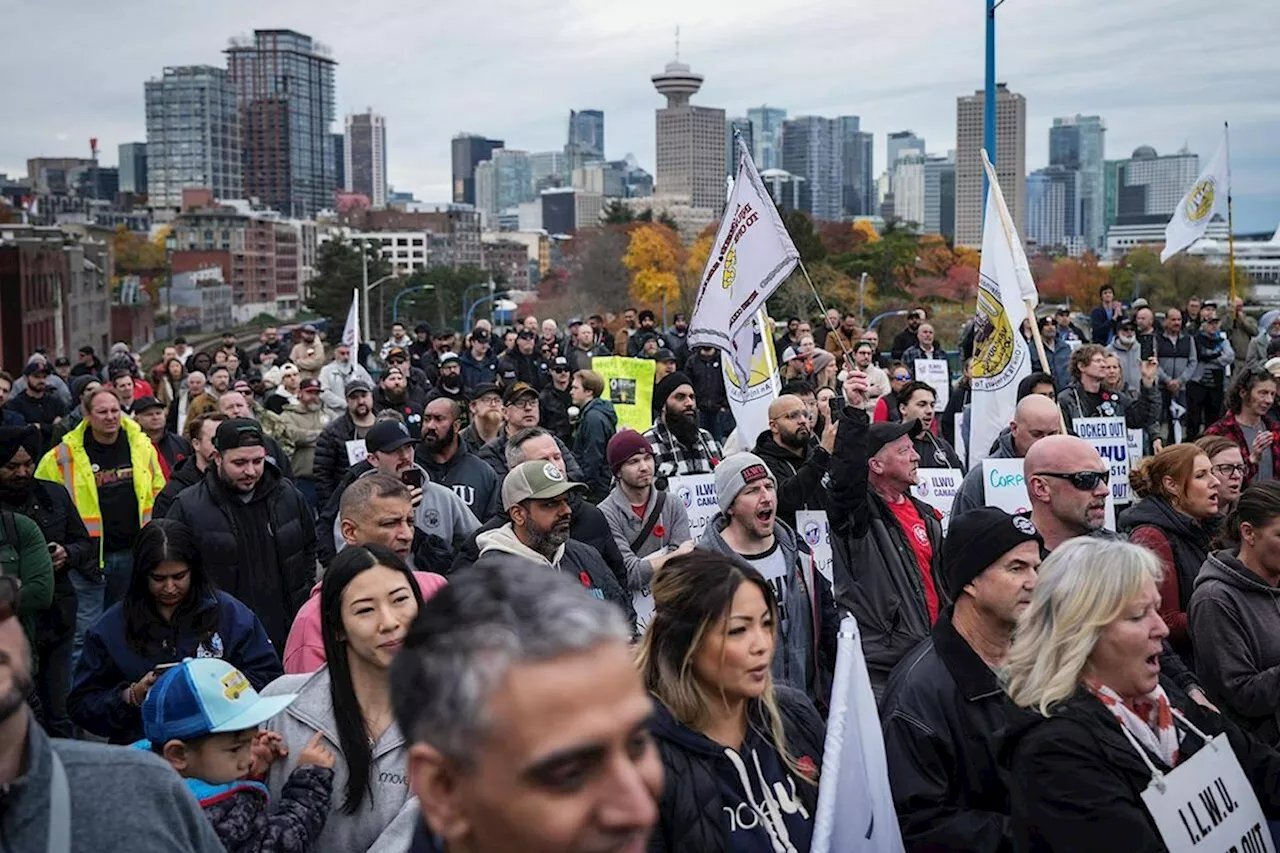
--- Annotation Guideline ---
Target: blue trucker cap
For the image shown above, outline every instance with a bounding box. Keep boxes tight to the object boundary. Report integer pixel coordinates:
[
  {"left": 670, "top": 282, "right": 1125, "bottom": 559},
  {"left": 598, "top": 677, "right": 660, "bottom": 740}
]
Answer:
[{"left": 142, "top": 658, "right": 297, "bottom": 744}]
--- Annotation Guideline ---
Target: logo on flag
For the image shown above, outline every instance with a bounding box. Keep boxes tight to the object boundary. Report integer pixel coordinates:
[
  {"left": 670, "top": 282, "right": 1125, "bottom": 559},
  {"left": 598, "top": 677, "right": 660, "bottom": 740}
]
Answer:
[
  {"left": 1162, "top": 126, "right": 1229, "bottom": 263},
  {"left": 1185, "top": 176, "right": 1218, "bottom": 223},
  {"left": 721, "top": 244, "right": 738, "bottom": 290},
  {"left": 971, "top": 274, "right": 1026, "bottom": 387}
]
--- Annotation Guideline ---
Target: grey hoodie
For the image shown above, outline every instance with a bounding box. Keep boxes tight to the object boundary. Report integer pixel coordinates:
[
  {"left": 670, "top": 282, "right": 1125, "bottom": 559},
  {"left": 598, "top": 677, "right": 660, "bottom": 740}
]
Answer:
[
  {"left": 332, "top": 463, "right": 480, "bottom": 560},
  {"left": 1188, "top": 549, "right": 1280, "bottom": 742},
  {"left": 951, "top": 428, "right": 1017, "bottom": 517},
  {"left": 260, "top": 668, "right": 419, "bottom": 853},
  {"left": 598, "top": 484, "right": 693, "bottom": 591}
]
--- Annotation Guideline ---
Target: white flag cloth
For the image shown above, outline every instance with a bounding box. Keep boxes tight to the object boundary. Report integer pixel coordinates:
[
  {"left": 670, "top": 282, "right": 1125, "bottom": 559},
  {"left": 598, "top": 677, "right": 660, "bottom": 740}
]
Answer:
[
  {"left": 342, "top": 288, "right": 360, "bottom": 350},
  {"left": 724, "top": 310, "right": 781, "bottom": 443},
  {"left": 969, "top": 152, "right": 1035, "bottom": 465},
  {"left": 1162, "top": 128, "right": 1229, "bottom": 262},
  {"left": 810, "top": 616, "right": 905, "bottom": 853},
  {"left": 689, "top": 136, "right": 800, "bottom": 380}
]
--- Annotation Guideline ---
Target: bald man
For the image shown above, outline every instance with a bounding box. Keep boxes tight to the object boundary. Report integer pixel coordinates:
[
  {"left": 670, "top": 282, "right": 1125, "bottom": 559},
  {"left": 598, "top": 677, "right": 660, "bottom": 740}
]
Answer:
[
  {"left": 952, "top": 395, "right": 1063, "bottom": 515},
  {"left": 754, "top": 393, "right": 837, "bottom": 529},
  {"left": 1023, "top": 434, "right": 1110, "bottom": 552}
]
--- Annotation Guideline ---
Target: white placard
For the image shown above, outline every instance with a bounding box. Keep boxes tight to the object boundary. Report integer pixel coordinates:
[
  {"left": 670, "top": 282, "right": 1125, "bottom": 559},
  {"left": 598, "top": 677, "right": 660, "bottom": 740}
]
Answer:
[
  {"left": 1072, "top": 416, "right": 1131, "bottom": 504},
  {"left": 1137, "top": 733, "right": 1274, "bottom": 853},
  {"left": 914, "top": 358, "right": 950, "bottom": 412},
  {"left": 669, "top": 474, "right": 719, "bottom": 543},
  {"left": 796, "top": 510, "right": 833, "bottom": 585},
  {"left": 910, "top": 468, "right": 962, "bottom": 532},
  {"left": 954, "top": 412, "right": 967, "bottom": 469},
  {"left": 345, "top": 438, "right": 368, "bottom": 466},
  {"left": 1129, "top": 428, "right": 1145, "bottom": 464}
]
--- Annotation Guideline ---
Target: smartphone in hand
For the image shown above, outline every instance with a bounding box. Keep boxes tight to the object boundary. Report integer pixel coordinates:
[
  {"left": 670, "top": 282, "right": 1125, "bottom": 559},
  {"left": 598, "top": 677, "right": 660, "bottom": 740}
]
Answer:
[
  {"left": 1139, "top": 334, "right": 1156, "bottom": 361},
  {"left": 400, "top": 468, "right": 425, "bottom": 489}
]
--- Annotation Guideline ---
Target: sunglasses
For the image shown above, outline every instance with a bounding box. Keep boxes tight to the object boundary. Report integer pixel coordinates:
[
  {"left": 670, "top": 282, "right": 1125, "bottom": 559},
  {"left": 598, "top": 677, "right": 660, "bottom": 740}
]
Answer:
[
  {"left": 1034, "top": 470, "right": 1110, "bottom": 490},
  {"left": 892, "top": 373, "right": 912, "bottom": 381},
  {"left": 0, "top": 575, "right": 17, "bottom": 622}
]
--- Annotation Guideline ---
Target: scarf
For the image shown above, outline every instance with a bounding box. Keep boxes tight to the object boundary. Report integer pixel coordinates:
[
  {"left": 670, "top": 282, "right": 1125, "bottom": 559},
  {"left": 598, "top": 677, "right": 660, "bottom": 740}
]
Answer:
[{"left": 1084, "top": 678, "right": 1180, "bottom": 767}]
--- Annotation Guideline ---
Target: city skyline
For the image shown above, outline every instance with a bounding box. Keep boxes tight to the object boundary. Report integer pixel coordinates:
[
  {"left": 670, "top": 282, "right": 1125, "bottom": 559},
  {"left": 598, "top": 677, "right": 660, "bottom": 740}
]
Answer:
[{"left": 4, "top": 0, "right": 1276, "bottom": 230}]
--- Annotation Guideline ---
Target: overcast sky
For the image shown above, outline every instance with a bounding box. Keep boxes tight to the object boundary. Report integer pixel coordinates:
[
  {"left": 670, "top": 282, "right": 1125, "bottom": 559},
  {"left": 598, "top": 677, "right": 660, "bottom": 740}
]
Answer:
[{"left": 6, "top": 0, "right": 1277, "bottom": 231}]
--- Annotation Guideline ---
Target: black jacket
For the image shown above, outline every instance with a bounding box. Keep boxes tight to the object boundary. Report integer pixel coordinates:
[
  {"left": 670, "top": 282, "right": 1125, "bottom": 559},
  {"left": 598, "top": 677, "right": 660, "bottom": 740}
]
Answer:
[
  {"left": 166, "top": 464, "right": 316, "bottom": 650},
  {"left": 829, "top": 406, "right": 947, "bottom": 699},
  {"left": 153, "top": 455, "right": 205, "bottom": 519},
  {"left": 1000, "top": 677, "right": 1280, "bottom": 853},
  {"left": 313, "top": 414, "right": 362, "bottom": 508},
  {"left": 881, "top": 609, "right": 1021, "bottom": 852},
  {"left": 913, "top": 430, "right": 966, "bottom": 473},
  {"left": 416, "top": 442, "right": 501, "bottom": 524},
  {"left": 474, "top": 431, "right": 584, "bottom": 481},
  {"left": 371, "top": 392, "right": 423, "bottom": 439},
  {"left": 450, "top": 490, "right": 628, "bottom": 589},
  {"left": 683, "top": 352, "right": 729, "bottom": 413},
  {"left": 647, "top": 687, "right": 825, "bottom": 853},
  {"left": 1058, "top": 380, "right": 1161, "bottom": 431},
  {"left": 573, "top": 398, "right": 617, "bottom": 504},
  {"left": 496, "top": 351, "right": 547, "bottom": 390},
  {"left": 0, "top": 481, "right": 92, "bottom": 644},
  {"left": 153, "top": 431, "right": 193, "bottom": 474},
  {"left": 539, "top": 385, "right": 573, "bottom": 444},
  {"left": 752, "top": 429, "right": 830, "bottom": 531}
]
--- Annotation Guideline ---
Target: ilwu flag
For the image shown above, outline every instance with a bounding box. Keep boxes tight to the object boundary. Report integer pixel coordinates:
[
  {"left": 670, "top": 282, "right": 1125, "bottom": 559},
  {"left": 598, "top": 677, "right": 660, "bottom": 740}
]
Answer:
[
  {"left": 724, "top": 310, "right": 781, "bottom": 443},
  {"left": 969, "top": 151, "right": 1037, "bottom": 465},
  {"left": 1162, "top": 127, "right": 1229, "bottom": 262},
  {"left": 810, "top": 616, "right": 905, "bottom": 853},
  {"left": 342, "top": 288, "right": 360, "bottom": 350},
  {"left": 688, "top": 136, "right": 799, "bottom": 381}
]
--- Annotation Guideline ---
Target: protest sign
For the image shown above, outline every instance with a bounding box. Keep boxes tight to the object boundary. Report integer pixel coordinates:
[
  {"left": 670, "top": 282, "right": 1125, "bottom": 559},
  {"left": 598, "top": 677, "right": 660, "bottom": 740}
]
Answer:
[
  {"left": 797, "top": 510, "right": 833, "bottom": 586},
  {"left": 983, "top": 458, "right": 1031, "bottom": 516},
  {"left": 914, "top": 358, "right": 950, "bottom": 411},
  {"left": 910, "top": 468, "right": 962, "bottom": 531},
  {"left": 591, "top": 356, "right": 656, "bottom": 433},
  {"left": 1073, "top": 416, "right": 1131, "bottom": 504},
  {"left": 668, "top": 474, "right": 719, "bottom": 543}
]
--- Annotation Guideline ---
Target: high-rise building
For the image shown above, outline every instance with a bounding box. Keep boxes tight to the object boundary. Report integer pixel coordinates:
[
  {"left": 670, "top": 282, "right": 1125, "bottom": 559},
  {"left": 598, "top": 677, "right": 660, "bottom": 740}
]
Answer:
[
  {"left": 652, "top": 57, "right": 726, "bottom": 214},
  {"left": 344, "top": 110, "right": 388, "bottom": 209},
  {"left": 923, "top": 153, "right": 956, "bottom": 240},
  {"left": 838, "top": 117, "right": 874, "bottom": 219},
  {"left": 145, "top": 66, "right": 242, "bottom": 208},
  {"left": 887, "top": 130, "right": 926, "bottom": 170},
  {"left": 1113, "top": 145, "right": 1200, "bottom": 224},
  {"left": 891, "top": 151, "right": 926, "bottom": 228},
  {"left": 780, "top": 116, "right": 842, "bottom": 222},
  {"left": 1050, "top": 115, "right": 1106, "bottom": 250},
  {"left": 452, "top": 134, "right": 504, "bottom": 205},
  {"left": 475, "top": 150, "right": 535, "bottom": 222},
  {"left": 566, "top": 110, "right": 605, "bottom": 170},
  {"left": 955, "top": 84, "right": 1027, "bottom": 247},
  {"left": 118, "top": 143, "right": 148, "bottom": 196},
  {"left": 225, "top": 30, "right": 337, "bottom": 218},
  {"left": 530, "top": 150, "right": 568, "bottom": 192},
  {"left": 331, "top": 133, "right": 345, "bottom": 194},
  {"left": 746, "top": 106, "right": 787, "bottom": 171},
  {"left": 727, "top": 117, "right": 754, "bottom": 176},
  {"left": 1026, "top": 170, "right": 1067, "bottom": 247}
]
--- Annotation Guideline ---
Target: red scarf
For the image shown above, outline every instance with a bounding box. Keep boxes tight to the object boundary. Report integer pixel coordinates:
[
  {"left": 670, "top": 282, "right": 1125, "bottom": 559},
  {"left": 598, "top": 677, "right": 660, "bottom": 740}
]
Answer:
[{"left": 1084, "top": 678, "right": 1180, "bottom": 767}]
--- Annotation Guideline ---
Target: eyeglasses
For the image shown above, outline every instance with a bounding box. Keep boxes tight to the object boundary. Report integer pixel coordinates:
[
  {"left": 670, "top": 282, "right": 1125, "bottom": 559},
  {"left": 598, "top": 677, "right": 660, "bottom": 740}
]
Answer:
[
  {"left": 509, "top": 399, "right": 539, "bottom": 410},
  {"left": 0, "top": 576, "right": 18, "bottom": 622},
  {"left": 1212, "top": 463, "right": 1248, "bottom": 479},
  {"left": 1033, "top": 470, "right": 1110, "bottom": 490}
]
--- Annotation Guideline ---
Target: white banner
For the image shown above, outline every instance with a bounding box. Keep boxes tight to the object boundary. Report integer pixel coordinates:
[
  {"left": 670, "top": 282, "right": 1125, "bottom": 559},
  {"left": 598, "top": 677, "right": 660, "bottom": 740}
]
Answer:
[
  {"left": 724, "top": 311, "right": 781, "bottom": 444},
  {"left": 914, "top": 359, "right": 950, "bottom": 412},
  {"left": 1072, "top": 416, "right": 1132, "bottom": 504},
  {"left": 1162, "top": 126, "right": 1229, "bottom": 263},
  {"left": 342, "top": 287, "right": 360, "bottom": 350},
  {"left": 910, "top": 468, "right": 962, "bottom": 532},
  {"left": 669, "top": 474, "right": 719, "bottom": 544},
  {"left": 796, "top": 510, "right": 833, "bottom": 585},
  {"left": 688, "top": 136, "right": 800, "bottom": 380}
]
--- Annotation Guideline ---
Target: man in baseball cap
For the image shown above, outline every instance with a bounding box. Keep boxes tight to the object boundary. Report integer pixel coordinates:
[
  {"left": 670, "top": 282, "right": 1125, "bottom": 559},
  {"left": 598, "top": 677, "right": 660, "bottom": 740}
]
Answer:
[
  {"left": 475, "top": 460, "right": 634, "bottom": 625},
  {"left": 880, "top": 508, "right": 1042, "bottom": 852}
]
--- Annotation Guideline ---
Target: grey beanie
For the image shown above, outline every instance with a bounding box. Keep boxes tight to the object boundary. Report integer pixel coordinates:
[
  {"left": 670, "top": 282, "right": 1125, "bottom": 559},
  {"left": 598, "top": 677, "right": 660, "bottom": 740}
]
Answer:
[{"left": 714, "top": 452, "right": 777, "bottom": 513}]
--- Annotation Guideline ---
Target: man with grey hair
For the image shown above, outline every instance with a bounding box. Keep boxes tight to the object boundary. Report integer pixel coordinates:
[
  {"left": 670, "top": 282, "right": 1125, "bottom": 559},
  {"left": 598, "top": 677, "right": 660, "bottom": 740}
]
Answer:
[{"left": 390, "top": 555, "right": 662, "bottom": 853}]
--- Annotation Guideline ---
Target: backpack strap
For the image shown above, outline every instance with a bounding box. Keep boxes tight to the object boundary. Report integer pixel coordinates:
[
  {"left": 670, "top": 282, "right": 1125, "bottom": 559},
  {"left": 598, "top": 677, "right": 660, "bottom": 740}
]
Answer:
[{"left": 630, "top": 489, "right": 667, "bottom": 553}]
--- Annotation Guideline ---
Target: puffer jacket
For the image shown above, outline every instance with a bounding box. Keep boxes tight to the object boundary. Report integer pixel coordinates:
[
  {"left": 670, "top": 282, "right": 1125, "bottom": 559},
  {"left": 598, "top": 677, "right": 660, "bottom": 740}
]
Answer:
[
  {"left": 828, "top": 405, "right": 947, "bottom": 699},
  {"left": 313, "top": 414, "right": 362, "bottom": 508},
  {"left": 698, "top": 516, "right": 838, "bottom": 709},
  {"left": 573, "top": 397, "right": 618, "bottom": 503},
  {"left": 1189, "top": 549, "right": 1280, "bottom": 743},
  {"left": 1, "top": 480, "right": 92, "bottom": 644},
  {"left": 648, "top": 687, "right": 824, "bottom": 853},
  {"left": 752, "top": 429, "right": 830, "bottom": 532},
  {"left": 153, "top": 455, "right": 205, "bottom": 519},
  {"left": 1118, "top": 496, "right": 1213, "bottom": 663},
  {"left": 185, "top": 761, "right": 333, "bottom": 853},
  {"left": 166, "top": 465, "right": 317, "bottom": 650},
  {"left": 538, "top": 385, "right": 573, "bottom": 444}
]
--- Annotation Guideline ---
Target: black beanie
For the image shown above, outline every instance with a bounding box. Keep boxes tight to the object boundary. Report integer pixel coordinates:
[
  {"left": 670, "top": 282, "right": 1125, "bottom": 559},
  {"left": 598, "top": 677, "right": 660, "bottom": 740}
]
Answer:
[
  {"left": 652, "top": 371, "right": 694, "bottom": 418},
  {"left": 0, "top": 425, "right": 40, "bottom": 468},
  {"left": 940, "top": 508, "right": 1043, "bottom": 599}
]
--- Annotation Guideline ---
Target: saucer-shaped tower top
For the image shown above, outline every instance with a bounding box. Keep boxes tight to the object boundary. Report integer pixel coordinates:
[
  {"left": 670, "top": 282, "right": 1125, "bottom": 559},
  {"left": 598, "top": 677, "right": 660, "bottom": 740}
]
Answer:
[{"left": 651, "top": 60, "right": 704, "bottom": 108}]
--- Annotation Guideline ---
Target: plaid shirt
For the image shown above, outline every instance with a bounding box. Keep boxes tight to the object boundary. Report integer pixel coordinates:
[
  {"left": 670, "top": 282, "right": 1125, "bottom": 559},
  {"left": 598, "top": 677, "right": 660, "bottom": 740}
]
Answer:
[{"left": 643, "top": 420, "right": 723, "bottom": 476}]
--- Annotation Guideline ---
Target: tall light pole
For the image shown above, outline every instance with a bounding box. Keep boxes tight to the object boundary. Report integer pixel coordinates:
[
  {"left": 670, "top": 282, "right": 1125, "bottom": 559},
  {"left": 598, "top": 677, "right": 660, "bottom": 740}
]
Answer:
[
  {"left": 983, "top": 0, "right": 1003, "bottom": 212},
  {"left": 361, "top": 241, "right": 371, "bottom": 345}
]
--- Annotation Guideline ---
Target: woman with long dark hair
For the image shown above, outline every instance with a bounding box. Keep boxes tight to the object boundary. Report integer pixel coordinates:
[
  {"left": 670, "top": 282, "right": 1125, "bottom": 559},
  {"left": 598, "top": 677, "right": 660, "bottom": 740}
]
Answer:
[
  {"left": 258, "top": 544, "right": 424, "bottom": 853},
  {"left": 638, "top": 549, "right": 825, "bottom": 853},
  {"left": 1205, "top": 367, "right": 1280, "bottom": 484},
  {"left": 67, "top": 518, "right": 281, "bottom": 743}
]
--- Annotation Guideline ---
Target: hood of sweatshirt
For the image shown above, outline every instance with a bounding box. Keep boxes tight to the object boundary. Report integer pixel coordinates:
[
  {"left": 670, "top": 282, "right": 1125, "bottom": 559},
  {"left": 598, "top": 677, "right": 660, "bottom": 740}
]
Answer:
[
  {"left": 475, "top": 522, "right": 564, "bottom": 567},
  {"left": 581, "top": 396, "right": 618, "bottom": 429},
  {"left": 1117, "top": 495, "right": 1210, "bottom": 549},
  {"left": 1195, "top": 549, "right": 1280, "bottom": 597}
]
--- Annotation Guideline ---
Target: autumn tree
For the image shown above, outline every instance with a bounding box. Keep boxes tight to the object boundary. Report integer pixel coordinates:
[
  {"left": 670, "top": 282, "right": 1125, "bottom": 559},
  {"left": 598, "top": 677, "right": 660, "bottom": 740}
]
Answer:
[
  {"left": 1036, "top": 252, "right": 1110, "bottom": 306},
  {"left": 623, "top": 223, "right": 683, "bottom": 306},
  {"left": 1107, "top": 247, "right": 1237, "bottom": 307},
  {"left": 536, "top": 226, "right": 632, "bottom": 319}
]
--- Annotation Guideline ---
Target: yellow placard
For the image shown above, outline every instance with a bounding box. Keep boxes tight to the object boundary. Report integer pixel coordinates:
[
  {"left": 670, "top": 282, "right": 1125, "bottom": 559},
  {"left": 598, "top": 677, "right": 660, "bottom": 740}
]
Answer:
[{"left": 591, "top": 356, "right": 657, "bottom": 434}]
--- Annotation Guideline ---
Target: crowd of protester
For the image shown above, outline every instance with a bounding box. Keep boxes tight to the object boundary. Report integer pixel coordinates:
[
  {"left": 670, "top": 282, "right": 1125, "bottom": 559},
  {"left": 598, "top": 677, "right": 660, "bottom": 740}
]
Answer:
[{"left": 5, "top": 292, "right": 1280, "bottom": 853}]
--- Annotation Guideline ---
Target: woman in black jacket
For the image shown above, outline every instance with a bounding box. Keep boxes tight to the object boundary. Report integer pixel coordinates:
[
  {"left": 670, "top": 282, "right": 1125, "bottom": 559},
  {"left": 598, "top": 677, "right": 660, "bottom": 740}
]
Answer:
[
  {"left": 1001, "top": 537, "right": 1280, "bottom": 853},
  {"left": 637, "top": 550, "right": 824, "bottom": 853}
]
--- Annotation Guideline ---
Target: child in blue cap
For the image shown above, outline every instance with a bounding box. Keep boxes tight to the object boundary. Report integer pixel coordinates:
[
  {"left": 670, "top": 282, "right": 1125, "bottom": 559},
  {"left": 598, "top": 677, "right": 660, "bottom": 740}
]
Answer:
[{"left": 141, "top": 658, "right": 336, "bottom": 853}]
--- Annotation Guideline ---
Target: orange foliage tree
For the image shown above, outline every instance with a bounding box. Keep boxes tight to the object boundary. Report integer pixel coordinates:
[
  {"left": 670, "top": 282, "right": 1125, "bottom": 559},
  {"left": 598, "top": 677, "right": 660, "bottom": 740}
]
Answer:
[{"left": 1036, "top": 252, "right": 1109, "bottom": 307}]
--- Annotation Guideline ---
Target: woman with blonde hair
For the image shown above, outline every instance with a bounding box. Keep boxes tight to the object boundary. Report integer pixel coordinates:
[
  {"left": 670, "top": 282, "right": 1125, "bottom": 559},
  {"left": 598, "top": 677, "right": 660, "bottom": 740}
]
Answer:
[
  {"left": 638, "top": 549, "right": 824, "bottom": 853},
  {"left": 1118, "top": 444, "right": 1220, "bottom": 664},
  {"left": 1002, "top": 537, "right": 1280, "bottom": 852}
]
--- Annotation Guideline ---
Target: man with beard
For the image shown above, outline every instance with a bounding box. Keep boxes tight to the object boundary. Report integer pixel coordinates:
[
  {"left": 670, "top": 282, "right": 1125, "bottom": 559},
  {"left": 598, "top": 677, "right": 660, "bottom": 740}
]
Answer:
[
  {"left": 0, "top": 578, "right": 226, "bottom": 853},
  {"left": 753, "top": 394, "right": 836, "bottom": 530},
  {"left": 130, "top": 395, "right": 190, "bottom": 481},
  {"left": 666, "top": 312, "right": 691, "bottom": 365},
  {"left": 881, "top": 508, "right": 1043, "bottom": 852},
  {"left": 588, "top": 313, "right": 615, "bottom": 353},
  {"left": 314, "top": 379, "right": 377, "bottom": 508},
  {"left": 497, "top": 329, "right": 548, "bottom": 391},
  {"left": 684, "top": 346, "right": 733, "bottom": 444},
  {"left": 0, "top": 425, "right": 83, "bottom": 737},
  {"left": 538, "top": 356, "right": 574, "bottom": 444},
  {"left": 626, "top": 310, "right": 666, "bottom": 357},
  {"left": 1108, "top": 318, "right": 1144, "bottom": 396},
  {"left": 460, "top": 381, "right": 503, "bottom": 453},
  {"left": 476, "top": 382, "right": 584, "bottom": 480},
  {"left": 891, "top": 308, "right": 926, "bottom": 361},
  {"left": 381, "top": 321, "right": 415, "bottom": 360},
  {"left": 644, "top": 372, "right": 723, "bottom": 476},
  {"left": 186, "top": 364, "right": 229, "bottom": 422},
  {"left": 385, "top": 346, "right": 432, "bottom": 407},
  {"left": 167, "top": 418, "right": 316, "bottom": 650},
  {"left": 375, "top": 366, "right": 424, "bottom": 437},
  {"left": 459, "top": 327, "right": 500, "bottom": 392},
  {"left": 825, "top": 311, "right": 860, "bottom": 358},
  {"left": 417, "top": 396, "right": 500, "bottom": 522},
  {"left": 289, "top": 323, "right": 326, "bottom": 379},
  {"left": 154, "top": 412, "right": 227, "bottom": 518},
  {"left": 279, "top": 378, "right": 330, "bottom": 509},
  {"left": 8, "top": 361, "right": 68, "bottom": 455},
  {"left": 319, "top": 341, "right": 375, "bottom": 417},
  {"left": 433, "top": 351, "right": 467, "bottom": 413},
  {"left": 215, "top": 390, "right": 295, "bottom": 481},
  {"left": 614, "top": 308, "right": 638, "bottom": 357},
  {"left": 567, "top": 323, "right": 602, "bottom": 375},
  {"left": 539, "top": 318, "right": 564, "bottom": 360},
  {"left": 475, "top": 460, "right": 634, "bottom": 626},
  {"left": 253, "top": 325, "right": 289, "bottom": 365}
]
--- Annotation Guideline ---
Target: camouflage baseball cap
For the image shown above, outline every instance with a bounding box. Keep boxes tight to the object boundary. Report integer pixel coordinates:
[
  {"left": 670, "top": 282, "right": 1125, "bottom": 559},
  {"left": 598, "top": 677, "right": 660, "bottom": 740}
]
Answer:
[{"left": 501, "top": 460, "right": 586, "bottom": 511}]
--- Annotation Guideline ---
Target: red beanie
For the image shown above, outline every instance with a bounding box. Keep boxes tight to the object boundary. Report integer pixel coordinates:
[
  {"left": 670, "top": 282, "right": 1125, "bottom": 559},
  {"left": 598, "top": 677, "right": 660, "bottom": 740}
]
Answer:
[{"left": 607, "top": 429, "right": 653, "bottom": 474}]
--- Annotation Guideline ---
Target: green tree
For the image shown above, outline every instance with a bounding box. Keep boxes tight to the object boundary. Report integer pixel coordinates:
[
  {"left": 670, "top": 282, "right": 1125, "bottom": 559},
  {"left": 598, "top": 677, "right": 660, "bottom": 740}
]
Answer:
[
  {"left": 305, "top": 238, "right": 391, "bottom": 334},
  {"left": 779, "top": 209, "right": 827, "bottom": 264},
  {"left": 827, "top": 220, "right": 920, "bottom": 299},
  {"left": 1108, "top": 247, "right": 1239, "bottom": 307},
  {"left": 601, "top": 200, "right": 634, "bottom": 225}
]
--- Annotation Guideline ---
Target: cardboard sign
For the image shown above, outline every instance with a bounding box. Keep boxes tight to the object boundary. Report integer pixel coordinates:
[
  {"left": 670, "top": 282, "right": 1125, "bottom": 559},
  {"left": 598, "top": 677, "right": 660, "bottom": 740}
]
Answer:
[
  {"left": 983, "top": 457, "right": 1116, "bottom": 529},
  {"left": 911, "top": 468, "right": 962, "bottom": 532},
  {"left": 914, "top": 358, "right": 950, "bottom": 412},
  {"left": 668, "top": 474, "right": 719, "bottom": 543},
  {"left": 796, "top": 510, "right": 833, "bottom": 585},
  {"left": 1072, "top": 416, "right": 1131, "bottom": 504},
  {"left": 345, "top": 438, "right": 368, "bottom": 466}
]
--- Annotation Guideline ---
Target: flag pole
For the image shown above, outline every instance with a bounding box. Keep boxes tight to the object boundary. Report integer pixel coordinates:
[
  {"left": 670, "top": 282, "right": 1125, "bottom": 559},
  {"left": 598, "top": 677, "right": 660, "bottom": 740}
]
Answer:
[
  {"left": 798, "top": 260, "right": 857, "bottom": 370},
  {"left": 1225, "top": 121, "right": 1237, "bottom": 303}
]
